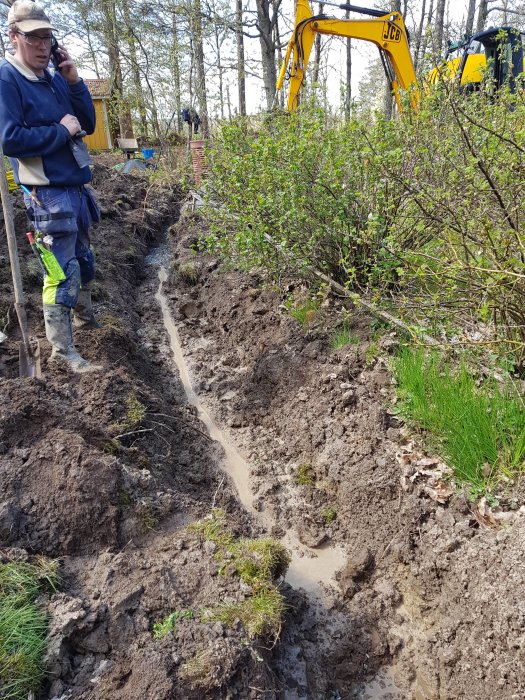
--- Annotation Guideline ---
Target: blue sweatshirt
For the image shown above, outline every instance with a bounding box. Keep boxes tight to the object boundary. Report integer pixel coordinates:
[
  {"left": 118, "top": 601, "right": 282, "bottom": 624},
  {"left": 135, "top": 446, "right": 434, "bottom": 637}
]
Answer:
[{"left": 0, "top": 52, "right": 96, "bottom": 187}]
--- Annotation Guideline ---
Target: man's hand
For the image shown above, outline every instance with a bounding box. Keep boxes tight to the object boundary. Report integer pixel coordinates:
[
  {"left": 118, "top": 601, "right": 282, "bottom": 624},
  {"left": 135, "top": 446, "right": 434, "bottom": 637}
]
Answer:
[
  {"left": 55, "top": 44, "right": 80, "bottom": 85},
  {"left": 60, "top": 114, "right": 82, "bottom": 137}
]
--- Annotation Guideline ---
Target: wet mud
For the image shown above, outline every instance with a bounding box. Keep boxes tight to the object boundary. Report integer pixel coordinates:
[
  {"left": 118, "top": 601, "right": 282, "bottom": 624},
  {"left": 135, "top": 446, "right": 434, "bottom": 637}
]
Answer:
[{"left": 1, "top": 167, "right": 525, "bottom": 699}]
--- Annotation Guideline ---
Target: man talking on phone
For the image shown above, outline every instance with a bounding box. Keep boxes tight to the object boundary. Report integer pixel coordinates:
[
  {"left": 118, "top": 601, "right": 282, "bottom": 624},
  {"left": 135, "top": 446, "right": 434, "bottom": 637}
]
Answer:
[{"left": 0, "top": 0, "right": 101, "bottom": 372}]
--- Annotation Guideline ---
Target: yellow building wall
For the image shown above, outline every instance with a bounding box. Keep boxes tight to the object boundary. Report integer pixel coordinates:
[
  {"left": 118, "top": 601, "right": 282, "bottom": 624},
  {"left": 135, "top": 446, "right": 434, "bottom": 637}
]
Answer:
[{"left": 85, "top": 99, "right": 111, "bottom": 150}]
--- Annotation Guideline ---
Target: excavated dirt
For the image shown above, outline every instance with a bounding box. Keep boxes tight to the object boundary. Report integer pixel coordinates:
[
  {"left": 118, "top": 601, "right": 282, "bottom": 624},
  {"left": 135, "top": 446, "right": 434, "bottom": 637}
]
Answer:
[
  {"left": 1, "top": 165, "right": 525, "bottom": 699},
  {"left": 0, "top": 167, "right": 275, "bottom": 699},
  {"left": 162, "top": 210, "right": 525, "bottom": 699}
]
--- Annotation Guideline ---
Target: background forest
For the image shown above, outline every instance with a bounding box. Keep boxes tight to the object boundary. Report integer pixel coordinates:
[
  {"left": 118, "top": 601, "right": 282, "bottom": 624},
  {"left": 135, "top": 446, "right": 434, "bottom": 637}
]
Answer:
[{"left": 2, "top": 0, "right": 525, "bottom": 135}]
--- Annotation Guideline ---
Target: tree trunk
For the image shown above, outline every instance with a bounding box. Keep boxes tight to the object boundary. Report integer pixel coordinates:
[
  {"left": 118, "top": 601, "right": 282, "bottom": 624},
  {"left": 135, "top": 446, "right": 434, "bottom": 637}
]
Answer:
[
  {"left": 343, "top": 9, "right": 351, "bottom": 120},
  {"left": 476, "top": 0, "right": 489, "bottom": 31},
  {"left": 501, "top": 0, "right": 508, "bottom": 24},
  {"left": 313, "top": 2, "right": 324, "bottom": 83},
  {"left": 413, "top": 0, "right": 427, "bottom": 72},
  {"left": 99, "top": 0, "right": 134, "bottom": 140},
  {"left": 189, "top": 0, "right": 209, "bottom": 137},
  {"left": 236, "top": 0, "right": 247, "bottom": 116},
  {"left": 142, "top": 72, "right": 161, "bottom": 138},
  {"left": 433, "top": 0, "right": 446, "bottom": 58},
  {"left": 417, "top": 0, "right": 434, "bottom": 71},
  {"left": 465, "top": 0, "right": 476, "bottom": 36},
  {"left": 214, "top": 26, "right": 225, "bottom": 120},
  {"left": 83, "top": 18, "right": 101, "bottom": 79},
  {"left": 121, "top": 0, "right": 148, "bottom": 138},
  {"left": 256, "top": 0, "right": 277, "bottom": 110},
  {"left": 226, "top": 83, "right": 233, "bottom": 120},
  {"left": 171, "top": 12, "right": 183, "bottom": 133},
  {"left": 272, "top": 0, "right": 284, "bottom": 108}
]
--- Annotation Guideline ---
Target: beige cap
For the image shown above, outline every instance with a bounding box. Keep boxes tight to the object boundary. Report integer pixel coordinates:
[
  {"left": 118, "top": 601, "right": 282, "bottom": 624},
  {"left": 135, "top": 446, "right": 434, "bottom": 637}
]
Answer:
[{"left": 7, "top": 0, "right": 56, "bottom": 33}]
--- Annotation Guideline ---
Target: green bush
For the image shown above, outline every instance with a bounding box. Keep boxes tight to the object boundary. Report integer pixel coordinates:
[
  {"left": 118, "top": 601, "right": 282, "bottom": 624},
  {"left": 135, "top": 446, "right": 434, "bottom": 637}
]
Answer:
[
  {"left": 205, "top": 89, "right": 525, "bottom": 366},
  {"left": 205, "top": 109, "right": 402, "bottom": 289}
]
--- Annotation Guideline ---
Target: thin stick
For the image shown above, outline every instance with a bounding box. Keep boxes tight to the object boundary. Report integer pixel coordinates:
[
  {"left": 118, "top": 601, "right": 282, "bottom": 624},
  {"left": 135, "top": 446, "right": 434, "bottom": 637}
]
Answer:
[
  {"left": 211, "top": 476, "right": 225, "bottom": 509},
  {"left": 113, "top": 428, "right": 154, "bottom": 439},
  {"left": 146, "top": 413, "right": 213, "bottom": 442}
]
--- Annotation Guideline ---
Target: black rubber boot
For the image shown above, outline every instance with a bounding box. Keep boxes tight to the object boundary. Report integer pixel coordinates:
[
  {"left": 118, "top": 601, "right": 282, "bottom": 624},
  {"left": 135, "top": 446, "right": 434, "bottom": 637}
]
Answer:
[{"left": 73, "top": 282, "right": 101, "bottom": 329}]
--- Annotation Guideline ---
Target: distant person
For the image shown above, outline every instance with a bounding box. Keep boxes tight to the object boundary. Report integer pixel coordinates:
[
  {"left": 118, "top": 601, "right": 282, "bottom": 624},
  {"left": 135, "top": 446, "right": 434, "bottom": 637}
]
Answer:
[
  {"left": 182, "top": 106, "right": 201, "bottom": 134},
  {"left": 0, "top": 0, "right": 101, "bottom": 372}
]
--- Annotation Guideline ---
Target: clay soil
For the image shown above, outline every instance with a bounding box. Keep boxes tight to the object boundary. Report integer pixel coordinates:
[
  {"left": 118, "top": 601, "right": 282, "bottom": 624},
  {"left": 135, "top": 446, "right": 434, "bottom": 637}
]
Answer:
[{"left": 1, "top": 164, "right": 525, "bottom": 699}]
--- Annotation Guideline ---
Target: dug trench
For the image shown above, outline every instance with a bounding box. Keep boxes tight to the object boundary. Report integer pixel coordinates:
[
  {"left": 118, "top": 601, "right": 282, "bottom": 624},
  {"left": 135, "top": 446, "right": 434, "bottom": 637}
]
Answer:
[{"left": 0, "top": 163, "right": 524, "bottom": 699}]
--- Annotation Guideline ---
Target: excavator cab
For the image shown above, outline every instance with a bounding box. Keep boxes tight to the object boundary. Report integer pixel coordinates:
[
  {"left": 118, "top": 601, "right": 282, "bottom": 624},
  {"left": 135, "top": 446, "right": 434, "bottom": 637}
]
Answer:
[
  {"left": 427, "top": 27, "right": 524, "bottom": 93},
  {"left": 458, "top": 27, "right": 524, "bottom": 92}
]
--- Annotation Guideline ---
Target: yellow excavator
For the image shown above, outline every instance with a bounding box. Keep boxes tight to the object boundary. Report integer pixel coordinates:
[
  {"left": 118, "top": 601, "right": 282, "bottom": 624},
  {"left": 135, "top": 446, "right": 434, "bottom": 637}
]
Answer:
[
  {"left": 426, "top": 26, "right": 524, "bottom": 92},
  {"left": 276, "top": 0, "right": 418, "bottom": 112},
  {"left": 276, "top": 0, "right": 525, "bottom": 112}
]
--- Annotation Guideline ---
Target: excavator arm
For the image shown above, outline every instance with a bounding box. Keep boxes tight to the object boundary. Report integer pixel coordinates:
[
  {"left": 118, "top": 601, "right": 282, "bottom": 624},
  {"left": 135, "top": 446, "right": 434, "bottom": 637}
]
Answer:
[{"left": 276, "top": 0, "right": 418, "bottom": 112}]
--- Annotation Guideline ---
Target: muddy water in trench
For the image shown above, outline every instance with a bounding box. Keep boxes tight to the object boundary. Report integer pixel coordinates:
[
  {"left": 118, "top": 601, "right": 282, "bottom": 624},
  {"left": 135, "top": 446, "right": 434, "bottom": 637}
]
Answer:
[
  {"left": 153, "top": 259, "right": 401, "bottom": 698},
  {"left": 154, "top": 265, "right": 345, "bottom": 596}
]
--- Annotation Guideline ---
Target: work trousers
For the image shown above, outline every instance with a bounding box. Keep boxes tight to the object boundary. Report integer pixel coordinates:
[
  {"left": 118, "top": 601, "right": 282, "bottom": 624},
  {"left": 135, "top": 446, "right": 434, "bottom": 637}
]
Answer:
[{"left": 23, "top": 185, "right": 99, "bottom": 308}]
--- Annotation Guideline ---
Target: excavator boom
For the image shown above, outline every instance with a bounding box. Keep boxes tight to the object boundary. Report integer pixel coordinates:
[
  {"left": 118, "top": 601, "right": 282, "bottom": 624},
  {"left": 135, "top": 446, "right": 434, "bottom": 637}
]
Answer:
[{"left": 276, "top": 0, "right": 418, "bottom": 112}]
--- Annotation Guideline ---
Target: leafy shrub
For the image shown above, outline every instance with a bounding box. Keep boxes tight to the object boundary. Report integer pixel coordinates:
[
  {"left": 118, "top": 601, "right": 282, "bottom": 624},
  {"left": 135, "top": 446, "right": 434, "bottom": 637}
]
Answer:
[
  {"left": 205, "top": 89, "right": 525, "bottom": 366},
  {"left": 205, "top": 109, "right": 402, "bottom": 289}
]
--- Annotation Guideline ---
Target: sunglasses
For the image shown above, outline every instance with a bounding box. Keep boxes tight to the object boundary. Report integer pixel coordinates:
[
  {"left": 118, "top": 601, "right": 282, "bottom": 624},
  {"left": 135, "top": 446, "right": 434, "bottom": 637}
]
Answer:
[{"left": 15, "top": 31, "right": 54, "bottom": 47}]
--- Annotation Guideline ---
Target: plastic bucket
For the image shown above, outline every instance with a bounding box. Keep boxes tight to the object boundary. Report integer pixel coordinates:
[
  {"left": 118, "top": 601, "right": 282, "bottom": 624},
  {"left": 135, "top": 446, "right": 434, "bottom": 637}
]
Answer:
[
  {"left": 142, "top": 148, "right": 154, "bottom": 159},
  {"left": 190, "top": 140, "right": 207, "bottom": 186}
]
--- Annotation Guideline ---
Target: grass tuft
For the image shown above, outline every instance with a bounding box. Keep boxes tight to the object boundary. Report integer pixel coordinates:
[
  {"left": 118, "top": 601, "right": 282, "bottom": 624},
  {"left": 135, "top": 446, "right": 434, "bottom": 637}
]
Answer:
[
  {"left": 321, "top": 506, "right": 337, "bottom": 523},
  {"left": 188, "top": 510, "right": 290, "bottom": 586},
  {"left": 394, "top": 348, "right": 525, "bottom": 492},
  {"left": 187, "top": 508, "right": 235, "bottom": 549},
  {"left": 295, "top": 463, "right": 315, "bottom": 486},
  {"left": 0, "top": 560, "right": 58, "bottom": 700},
  {"left": 152, "top": 609, "right": 194, "bottom": 640},
  {"left": 233, "top": 538, "right": 290, "bottom": 585},
  {"left": 288, "top": 298, "right": 319, "bottom": 327},
  {"left": 364, "top": 341, "right": 380, "bottom": 367},
  {"left": 179, "top": 649, "right": 212, "bottom": 683},
  {"left": 108, "top": 393, "right": 147, "bottom": 436},
  {"left": 97, "top": 313, "right": 125, "bottom": 331},
  {"left": 178, "top": 261, "right": 200, "bottom": 284},
  {"left": 329, "top": 322, "right": 358, "bottom": 350},
  {"left": 177, "top": 511, "right": 289, "bottom": 640},
  {"left": 204, "top": 586, "right": 285, "bottom": 638}
]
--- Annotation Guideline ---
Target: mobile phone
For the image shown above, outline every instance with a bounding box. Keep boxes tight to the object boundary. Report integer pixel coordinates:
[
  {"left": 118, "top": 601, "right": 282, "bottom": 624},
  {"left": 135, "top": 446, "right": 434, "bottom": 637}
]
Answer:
[{"left": 50, "top": 38, "right": 62, "bottom": 71}]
